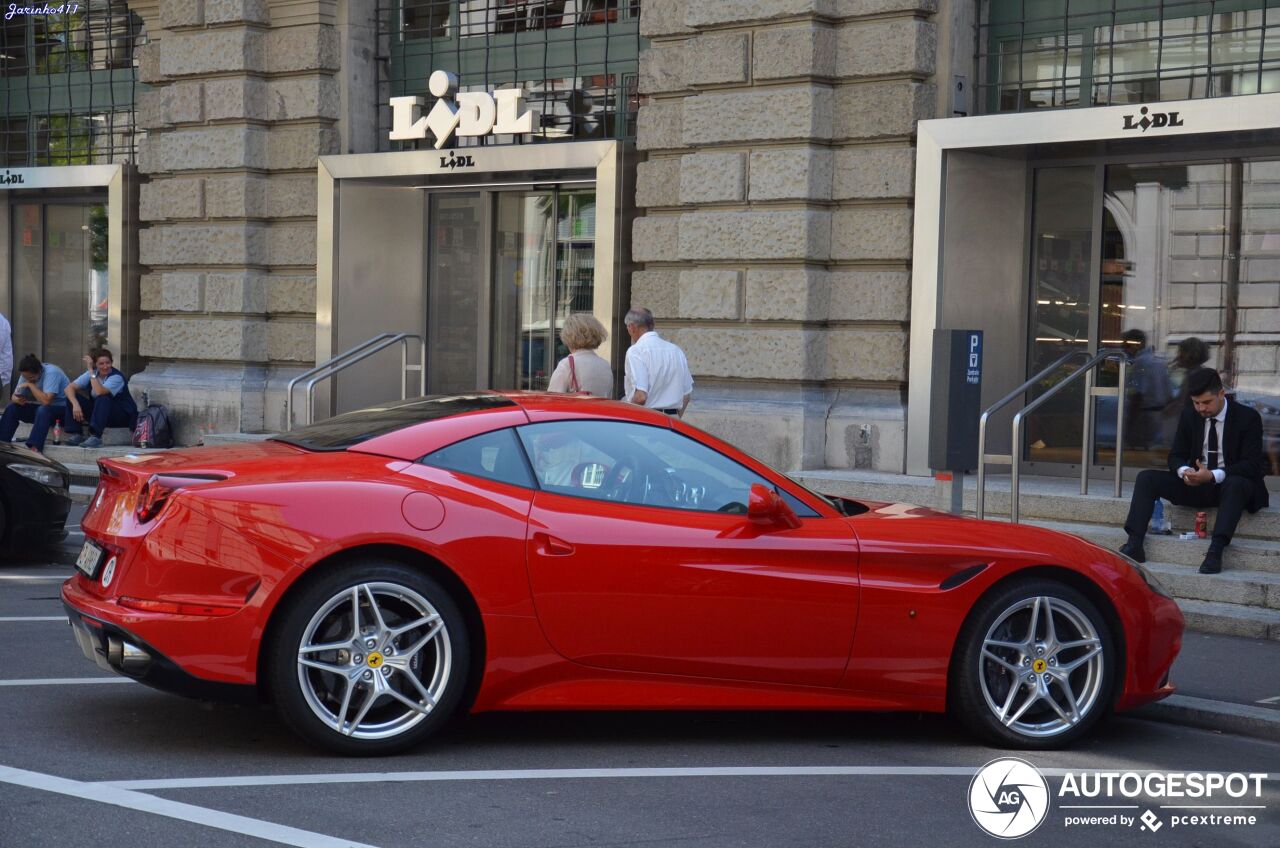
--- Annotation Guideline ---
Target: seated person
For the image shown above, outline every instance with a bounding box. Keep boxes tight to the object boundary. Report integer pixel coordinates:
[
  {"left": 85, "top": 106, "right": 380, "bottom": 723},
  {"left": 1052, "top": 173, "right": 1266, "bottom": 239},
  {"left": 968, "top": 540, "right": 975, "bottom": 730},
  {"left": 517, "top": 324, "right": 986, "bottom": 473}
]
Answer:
[
  {"left": 1120, "top": 367, "right": 1269, "bottom": 575},
  {"left": 63, "top": 347, "right": 138, "bottom": 448},
  {"left": 0, "top": 354, "right": 71, "bottom": 452}
]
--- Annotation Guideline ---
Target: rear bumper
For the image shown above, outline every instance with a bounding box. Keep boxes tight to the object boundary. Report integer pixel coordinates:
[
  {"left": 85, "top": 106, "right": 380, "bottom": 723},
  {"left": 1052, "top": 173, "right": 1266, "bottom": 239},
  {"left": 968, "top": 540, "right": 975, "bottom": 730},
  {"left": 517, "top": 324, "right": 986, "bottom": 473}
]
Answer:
[{"left": 63, "top": 596, "right": 257, "bottom": 704}]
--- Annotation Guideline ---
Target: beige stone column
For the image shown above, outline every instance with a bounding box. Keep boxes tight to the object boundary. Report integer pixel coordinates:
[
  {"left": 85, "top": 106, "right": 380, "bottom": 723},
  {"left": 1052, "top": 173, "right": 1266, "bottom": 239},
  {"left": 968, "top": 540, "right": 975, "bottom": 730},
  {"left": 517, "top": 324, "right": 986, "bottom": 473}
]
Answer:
[
  {"left": 634, "top": 0, "right": 936, "bottom": 472},
  {"left": 127, "top": 0, "right": 345, "bottom": 441}
]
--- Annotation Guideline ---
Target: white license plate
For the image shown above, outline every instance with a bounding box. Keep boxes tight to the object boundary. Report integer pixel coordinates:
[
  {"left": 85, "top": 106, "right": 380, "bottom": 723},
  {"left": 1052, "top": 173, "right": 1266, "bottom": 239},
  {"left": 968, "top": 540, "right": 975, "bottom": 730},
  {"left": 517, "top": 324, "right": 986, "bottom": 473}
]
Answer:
[{"left": 75, "top": 541, "right": 104, "bottom": 578}]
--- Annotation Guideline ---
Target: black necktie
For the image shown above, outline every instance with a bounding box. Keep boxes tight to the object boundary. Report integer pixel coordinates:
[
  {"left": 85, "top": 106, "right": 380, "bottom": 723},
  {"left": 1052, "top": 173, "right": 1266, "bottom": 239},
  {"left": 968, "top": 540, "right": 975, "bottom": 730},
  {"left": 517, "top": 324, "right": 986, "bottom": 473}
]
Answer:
[{"left": 1207, "top": 418, "right": 1219, "bottom": 471}]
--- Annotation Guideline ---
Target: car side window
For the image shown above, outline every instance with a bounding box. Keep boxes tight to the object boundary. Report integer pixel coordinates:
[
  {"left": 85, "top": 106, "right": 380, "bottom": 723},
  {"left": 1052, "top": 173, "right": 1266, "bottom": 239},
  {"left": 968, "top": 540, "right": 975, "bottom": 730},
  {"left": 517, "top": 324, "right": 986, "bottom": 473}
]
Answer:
[
  {"left": 421, "top": 427, "right": 534, "bottom": 489},
  {"left": 516, "top": 420, "right": 818, "bottom": 517}
]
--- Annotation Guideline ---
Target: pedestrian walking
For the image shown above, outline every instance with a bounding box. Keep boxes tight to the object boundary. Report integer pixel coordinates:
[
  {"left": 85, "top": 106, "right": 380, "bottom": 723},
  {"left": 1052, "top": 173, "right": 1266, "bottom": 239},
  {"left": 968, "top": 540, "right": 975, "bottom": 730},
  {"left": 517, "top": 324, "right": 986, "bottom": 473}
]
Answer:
[
  {"left": 64, "top": 347, "right": 138, "bottom": 448},
  {"left": 547, "top": 312, "right": 614, "bottom": 398},
  {"left": 622, "top": 306, "right": 692, "bottom": 417},
  {"left": 0, "top": 354, "right": 71, "bottom": 452}
]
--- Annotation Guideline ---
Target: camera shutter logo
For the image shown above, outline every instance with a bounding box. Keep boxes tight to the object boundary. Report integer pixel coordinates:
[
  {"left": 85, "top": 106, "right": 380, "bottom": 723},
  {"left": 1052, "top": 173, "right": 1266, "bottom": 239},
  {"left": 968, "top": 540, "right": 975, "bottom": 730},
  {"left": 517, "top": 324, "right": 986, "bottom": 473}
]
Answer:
[{"left": 969, "top": 758, "right": 1050, "bottom": 839}]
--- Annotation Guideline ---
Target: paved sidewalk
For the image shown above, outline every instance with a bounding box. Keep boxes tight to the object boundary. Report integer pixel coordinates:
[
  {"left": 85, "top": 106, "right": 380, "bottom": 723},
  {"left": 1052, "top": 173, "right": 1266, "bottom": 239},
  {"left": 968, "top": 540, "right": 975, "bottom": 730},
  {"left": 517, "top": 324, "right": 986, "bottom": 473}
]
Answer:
[{"left": 1134, "top": 629, "right": 1280, "bottom": 742}]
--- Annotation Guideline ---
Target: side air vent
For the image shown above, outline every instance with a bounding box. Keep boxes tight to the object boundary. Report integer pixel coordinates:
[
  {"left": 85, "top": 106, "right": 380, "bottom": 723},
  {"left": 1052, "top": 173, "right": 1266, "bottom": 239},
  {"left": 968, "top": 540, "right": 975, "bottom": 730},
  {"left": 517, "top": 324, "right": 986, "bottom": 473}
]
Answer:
[{"left": 939, "top": 563, "right": 990, "bottom": 591}]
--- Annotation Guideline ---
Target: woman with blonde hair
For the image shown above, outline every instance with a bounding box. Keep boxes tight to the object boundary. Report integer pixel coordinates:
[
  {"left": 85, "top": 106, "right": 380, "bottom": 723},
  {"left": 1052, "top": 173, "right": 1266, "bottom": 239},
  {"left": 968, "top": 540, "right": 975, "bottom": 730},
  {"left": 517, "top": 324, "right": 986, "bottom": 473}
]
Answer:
[{"left": 547, "top": 313, "right": 613, "bottom": 397}]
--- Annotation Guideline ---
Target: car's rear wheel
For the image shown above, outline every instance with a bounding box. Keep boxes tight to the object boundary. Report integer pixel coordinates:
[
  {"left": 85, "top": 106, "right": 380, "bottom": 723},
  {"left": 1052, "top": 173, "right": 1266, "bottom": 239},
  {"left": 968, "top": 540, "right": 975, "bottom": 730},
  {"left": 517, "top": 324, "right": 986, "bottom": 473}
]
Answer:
[
  {"left": 951, "top": 579, "right": 1115, "bottom": 749},
  {"left": 267, "top": 561, "right": 469, "bottom": 755}
]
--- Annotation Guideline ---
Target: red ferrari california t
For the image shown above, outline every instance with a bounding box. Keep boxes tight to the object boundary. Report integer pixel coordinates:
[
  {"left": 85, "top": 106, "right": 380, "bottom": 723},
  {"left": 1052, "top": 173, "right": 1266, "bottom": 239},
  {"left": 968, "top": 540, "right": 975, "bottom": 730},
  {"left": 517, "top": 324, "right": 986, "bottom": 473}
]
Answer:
[{"left": 64, "top": 393, "right": 1182, "bottom": 755}]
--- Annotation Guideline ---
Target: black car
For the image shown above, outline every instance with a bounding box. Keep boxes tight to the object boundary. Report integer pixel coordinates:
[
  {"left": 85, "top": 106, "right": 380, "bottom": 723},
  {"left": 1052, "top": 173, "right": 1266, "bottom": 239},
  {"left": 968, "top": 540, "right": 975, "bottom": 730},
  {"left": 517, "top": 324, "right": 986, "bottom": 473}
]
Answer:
[{"left": 0, "top": 444, "right": 71, "bottom": 555}]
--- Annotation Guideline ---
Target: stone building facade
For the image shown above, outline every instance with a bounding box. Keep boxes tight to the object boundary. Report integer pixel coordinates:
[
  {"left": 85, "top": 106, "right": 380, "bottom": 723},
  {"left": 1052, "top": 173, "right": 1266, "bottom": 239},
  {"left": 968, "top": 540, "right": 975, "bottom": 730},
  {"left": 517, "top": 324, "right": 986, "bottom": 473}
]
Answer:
[
  {"left": 631, "top": 0, "right": 938, "bottom": 473},
  {"left": 128, "top": 0, "right": 365, "bottom": 443},
  {"left": 5, "top": 0, "right": 1279, "bottom": 483}
]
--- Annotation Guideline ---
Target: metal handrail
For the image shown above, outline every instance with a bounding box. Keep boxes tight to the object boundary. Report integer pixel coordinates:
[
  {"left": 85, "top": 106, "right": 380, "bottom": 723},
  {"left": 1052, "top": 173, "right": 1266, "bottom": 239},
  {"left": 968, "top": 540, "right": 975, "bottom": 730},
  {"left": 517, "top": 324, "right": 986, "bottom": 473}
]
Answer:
[
  {"left": 977, "top": 348, "right": 1130, "bottom": 522},
  {"left": 285, "top": 333, "right": 426, "bottom": 429},
  {"left": 976, "top": 350, "right": 1089, "bottom": 518},
  {"left": 286, "top": 334, "right": 397, "bottom": 430}
]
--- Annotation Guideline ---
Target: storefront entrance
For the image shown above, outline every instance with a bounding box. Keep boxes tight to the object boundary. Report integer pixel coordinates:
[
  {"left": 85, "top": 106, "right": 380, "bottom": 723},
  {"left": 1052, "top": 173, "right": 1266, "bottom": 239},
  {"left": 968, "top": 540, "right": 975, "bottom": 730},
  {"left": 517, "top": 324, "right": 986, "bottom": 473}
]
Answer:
[
  {"left": 0, "top": 165, "right": 135, "bottom": 385},
  {"left": 908, "top": 94, "right": 1280, "bottom": 485},
  {"left": 318, "top": 141, "right": 623, "bottom": 417}
]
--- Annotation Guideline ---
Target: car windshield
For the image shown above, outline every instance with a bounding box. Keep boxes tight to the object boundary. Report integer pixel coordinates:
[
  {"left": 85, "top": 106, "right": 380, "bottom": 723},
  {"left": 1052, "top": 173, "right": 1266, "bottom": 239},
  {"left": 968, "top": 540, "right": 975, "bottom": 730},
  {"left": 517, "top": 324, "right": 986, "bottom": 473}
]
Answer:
[{"left": 273, "top": 394, "right": 516, "bottom": 451}]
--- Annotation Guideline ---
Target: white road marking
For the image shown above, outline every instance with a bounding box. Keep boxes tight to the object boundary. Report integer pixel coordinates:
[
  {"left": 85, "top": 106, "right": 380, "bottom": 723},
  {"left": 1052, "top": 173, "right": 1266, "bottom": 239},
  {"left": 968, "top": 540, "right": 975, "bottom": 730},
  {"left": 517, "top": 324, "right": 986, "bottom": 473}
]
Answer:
[
  {"left": 105, "top": 765, "right": 1034, "bottom": 790},
  {"left": 0, "top": 616, "right": 66, "bottom": 622},
  {"left": 0, "top": 764, "right": 377, "bottom": 848},
  {"left": 102, "top": 766, "right": 1280, "bottom": 792},
  {"left": 1257, "top": 696, "right": 1280, "bottom": 705},
  {"left": 0, "top": 677, "right": 132, "bottom": 686},
  {"left": 0, "top": 575, "right": 66, "bottom": 582}
]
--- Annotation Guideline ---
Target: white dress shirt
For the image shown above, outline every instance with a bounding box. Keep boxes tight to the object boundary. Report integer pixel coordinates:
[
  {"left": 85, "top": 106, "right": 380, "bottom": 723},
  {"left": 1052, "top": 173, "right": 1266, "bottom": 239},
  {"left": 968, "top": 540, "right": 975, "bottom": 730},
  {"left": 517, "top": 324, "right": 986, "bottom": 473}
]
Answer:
[
  {"left": 1178, "top": 398, "right": 1229, "bottom": 484},
  {"left": 623, "top": 330, "right": 694, "bottom": 410}
]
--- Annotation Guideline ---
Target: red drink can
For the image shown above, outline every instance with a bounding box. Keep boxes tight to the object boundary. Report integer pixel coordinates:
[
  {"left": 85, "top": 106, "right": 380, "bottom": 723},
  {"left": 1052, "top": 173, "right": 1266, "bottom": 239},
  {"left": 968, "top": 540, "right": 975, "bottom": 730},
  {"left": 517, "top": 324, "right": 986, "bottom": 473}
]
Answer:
[{"left": 1195, "top": 512, "right": 1207, "bottom": 538}]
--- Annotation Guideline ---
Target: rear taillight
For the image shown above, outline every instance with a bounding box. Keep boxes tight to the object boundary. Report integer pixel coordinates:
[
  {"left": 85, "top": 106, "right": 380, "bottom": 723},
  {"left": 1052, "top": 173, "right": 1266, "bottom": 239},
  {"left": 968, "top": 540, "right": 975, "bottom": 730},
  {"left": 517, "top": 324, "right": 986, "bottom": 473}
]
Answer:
[
  {"left": 135, "top": 475, "right": 169, "bottom": 523},
  {"left": 135, "top": 474, "right": 225, "bottom": 523}
]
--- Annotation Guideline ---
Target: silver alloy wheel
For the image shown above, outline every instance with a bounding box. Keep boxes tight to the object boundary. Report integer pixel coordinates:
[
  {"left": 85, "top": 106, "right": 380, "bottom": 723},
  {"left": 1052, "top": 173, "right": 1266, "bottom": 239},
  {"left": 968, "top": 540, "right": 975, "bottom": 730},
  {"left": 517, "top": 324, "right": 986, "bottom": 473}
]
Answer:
[
  {"left": 295, "top": 581, "right": 453, "bottom": 740},
  {"left": 977, "top": 595, "right": 1105, "bottom": 739}
]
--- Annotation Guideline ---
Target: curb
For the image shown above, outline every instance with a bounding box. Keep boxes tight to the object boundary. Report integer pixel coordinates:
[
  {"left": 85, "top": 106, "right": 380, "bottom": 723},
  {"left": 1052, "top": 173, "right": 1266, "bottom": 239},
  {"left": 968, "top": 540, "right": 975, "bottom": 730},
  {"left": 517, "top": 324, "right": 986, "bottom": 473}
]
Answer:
[{"left": 1133, "top": 694, "right": 1280, "bottom": 743}]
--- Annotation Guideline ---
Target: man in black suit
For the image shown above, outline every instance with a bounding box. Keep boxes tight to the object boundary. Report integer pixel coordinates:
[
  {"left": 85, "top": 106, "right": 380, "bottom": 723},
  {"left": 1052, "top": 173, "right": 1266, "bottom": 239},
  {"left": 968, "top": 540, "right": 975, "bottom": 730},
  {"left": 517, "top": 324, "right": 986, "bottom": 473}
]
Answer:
[{"left": 1121, "top": 367, "right": 1269, "bottom": 574}]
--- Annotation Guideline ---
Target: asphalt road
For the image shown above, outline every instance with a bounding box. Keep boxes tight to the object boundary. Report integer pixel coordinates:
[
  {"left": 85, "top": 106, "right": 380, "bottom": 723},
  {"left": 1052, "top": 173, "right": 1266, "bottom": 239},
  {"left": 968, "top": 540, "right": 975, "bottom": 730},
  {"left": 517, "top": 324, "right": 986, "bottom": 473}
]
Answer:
[{"left": 3, "top": 556, "right": 1278, "bottom": 848}]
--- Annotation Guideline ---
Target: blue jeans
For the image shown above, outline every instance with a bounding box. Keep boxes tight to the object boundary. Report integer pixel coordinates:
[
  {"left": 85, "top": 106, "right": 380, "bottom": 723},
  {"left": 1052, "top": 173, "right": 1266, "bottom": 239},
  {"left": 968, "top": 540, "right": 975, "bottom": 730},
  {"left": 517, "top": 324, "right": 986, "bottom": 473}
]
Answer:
[
  {"left": 0, "top": 400, "right": 69, "bottom": 450},
  {"left": 65, "top": 390, "right": 136, "bottom": 437}
]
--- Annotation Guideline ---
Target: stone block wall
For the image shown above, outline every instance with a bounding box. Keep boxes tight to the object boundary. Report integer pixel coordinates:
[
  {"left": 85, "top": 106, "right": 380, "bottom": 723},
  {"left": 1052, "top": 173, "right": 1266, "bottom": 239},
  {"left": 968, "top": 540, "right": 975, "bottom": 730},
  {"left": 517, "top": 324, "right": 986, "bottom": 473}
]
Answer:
[
  {"left": 634, "top": 0, "right": 937, "bottom": 471},
  {"left": 128, "top": 0, "right": 347, "bottom": 442}
]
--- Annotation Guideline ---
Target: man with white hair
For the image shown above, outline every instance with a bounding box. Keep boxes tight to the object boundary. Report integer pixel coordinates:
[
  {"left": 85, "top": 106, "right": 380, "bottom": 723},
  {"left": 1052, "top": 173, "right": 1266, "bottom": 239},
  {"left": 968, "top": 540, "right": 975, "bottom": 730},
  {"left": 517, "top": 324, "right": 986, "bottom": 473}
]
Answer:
[{"left": 622, "top": 306, "right": 693, "bottom": 417}]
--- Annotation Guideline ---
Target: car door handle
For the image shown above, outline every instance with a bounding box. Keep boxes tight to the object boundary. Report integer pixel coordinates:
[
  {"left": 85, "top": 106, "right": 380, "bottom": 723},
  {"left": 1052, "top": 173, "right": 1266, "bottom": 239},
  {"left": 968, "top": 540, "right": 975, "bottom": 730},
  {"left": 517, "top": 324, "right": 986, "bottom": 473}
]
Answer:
[{"left": 533, "top": 532, "right": 575, "bottom": 556}]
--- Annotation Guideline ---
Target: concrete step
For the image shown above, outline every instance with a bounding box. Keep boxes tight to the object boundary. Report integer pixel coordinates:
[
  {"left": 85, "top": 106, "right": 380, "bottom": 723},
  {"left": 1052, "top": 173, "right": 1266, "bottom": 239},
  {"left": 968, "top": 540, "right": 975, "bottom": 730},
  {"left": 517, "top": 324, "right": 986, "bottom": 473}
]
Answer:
[
  {"left": 14, "top": 422, "right": 134, "bottom": 446},
  {"left": 1143, "top": 562, "right": 1280, "bottom": 612},
  {"left": 792, "top": 469, "right": 1280, "bottom": 541},
  {"left": 1028, "top": 518, "right": 1280, "bottom": 575},
  {"left": 1175, "top": 598, "right": 1280, "bottom": 640}
]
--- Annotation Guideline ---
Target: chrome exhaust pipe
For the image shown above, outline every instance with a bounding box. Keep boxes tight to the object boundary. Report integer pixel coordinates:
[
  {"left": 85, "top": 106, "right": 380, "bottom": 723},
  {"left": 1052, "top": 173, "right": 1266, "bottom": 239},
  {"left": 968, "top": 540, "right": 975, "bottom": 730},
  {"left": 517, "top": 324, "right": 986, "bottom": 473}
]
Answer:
[{"left": 107, "top": 636, "right": 152, "bottom": 674}]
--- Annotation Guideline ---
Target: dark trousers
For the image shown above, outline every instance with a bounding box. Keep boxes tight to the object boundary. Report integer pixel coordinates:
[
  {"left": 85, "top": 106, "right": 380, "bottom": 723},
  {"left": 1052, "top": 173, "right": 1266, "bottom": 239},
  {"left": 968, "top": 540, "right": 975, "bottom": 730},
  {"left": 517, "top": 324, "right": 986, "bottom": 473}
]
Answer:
[
  {"left": 0, "top": 400, "right": 68, "bottom": 451},
  {"left": 65, "top": 390, "right": 135, "bottom": 437},
  {"left": 1124, "top": 469, "right": 1256, "bottom": 548}
]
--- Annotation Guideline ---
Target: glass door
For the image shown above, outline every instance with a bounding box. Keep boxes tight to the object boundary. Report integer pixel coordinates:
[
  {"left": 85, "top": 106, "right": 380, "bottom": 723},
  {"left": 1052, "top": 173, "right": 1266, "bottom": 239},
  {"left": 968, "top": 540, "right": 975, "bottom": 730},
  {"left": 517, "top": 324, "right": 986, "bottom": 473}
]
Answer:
[
  {"left": 426, "top": 192, "right": 487, "bottom": 394},
  {"left": 8, "top": 199, "right": 107, "bottom": 378},
  {"left": 1024, "top": 156, "right": 1280, "bottom": 484},
  {"left": 1025, "top": 166, "right": 1096, "bottom": 465},
  {"left": 489, "top": 186, "right": 598, "bottom": 391},
  {"left": 492, "top": 190, "right": 555, "bottom": 389},
  {"left": 1094, "top": 158, "right": 1280, "bottom": 478}
]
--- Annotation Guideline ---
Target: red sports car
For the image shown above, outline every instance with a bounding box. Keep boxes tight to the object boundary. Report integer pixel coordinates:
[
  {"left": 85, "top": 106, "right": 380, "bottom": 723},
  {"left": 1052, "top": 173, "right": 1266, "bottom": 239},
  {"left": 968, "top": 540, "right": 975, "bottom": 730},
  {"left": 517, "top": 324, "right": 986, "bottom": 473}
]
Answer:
[{"left": 63, "top": 393, "right": 1182, "bottom": 755}]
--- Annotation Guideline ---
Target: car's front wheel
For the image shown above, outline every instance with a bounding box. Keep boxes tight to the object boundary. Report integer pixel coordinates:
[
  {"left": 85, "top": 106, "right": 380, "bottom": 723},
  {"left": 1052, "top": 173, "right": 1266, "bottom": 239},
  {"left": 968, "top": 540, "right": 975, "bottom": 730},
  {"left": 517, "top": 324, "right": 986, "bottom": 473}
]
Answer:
[
  {"left": 951, "top": 579, "right": 1116, "bottom": 749},
  {"left": 267, "top": 561, "right": 470, "bottom": 755}
]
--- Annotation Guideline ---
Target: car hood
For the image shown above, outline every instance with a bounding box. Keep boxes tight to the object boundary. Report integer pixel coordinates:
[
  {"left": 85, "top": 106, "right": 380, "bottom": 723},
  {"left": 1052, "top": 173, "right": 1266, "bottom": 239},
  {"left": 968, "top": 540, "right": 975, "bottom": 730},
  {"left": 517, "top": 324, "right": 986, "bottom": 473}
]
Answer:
[{"left": 0, "top": 442, "right": 69, "bottom": 473}]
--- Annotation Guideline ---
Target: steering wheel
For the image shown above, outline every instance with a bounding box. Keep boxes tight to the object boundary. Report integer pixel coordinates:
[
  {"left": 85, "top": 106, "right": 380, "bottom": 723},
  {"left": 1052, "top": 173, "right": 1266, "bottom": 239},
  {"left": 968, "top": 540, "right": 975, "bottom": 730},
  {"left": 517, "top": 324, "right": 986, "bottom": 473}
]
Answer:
[{"left": 602, "top": 455, "right": 641, "bottom": 502}]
